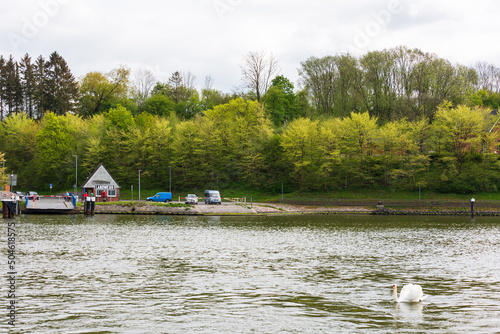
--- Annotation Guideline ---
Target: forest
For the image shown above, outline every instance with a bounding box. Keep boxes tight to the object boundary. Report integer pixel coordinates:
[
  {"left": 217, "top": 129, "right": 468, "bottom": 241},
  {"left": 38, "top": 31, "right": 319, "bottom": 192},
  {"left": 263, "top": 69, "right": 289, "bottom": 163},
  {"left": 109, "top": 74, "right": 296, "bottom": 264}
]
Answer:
[{"left": 0, "top": 46, "right": 499, "bottom": 195}]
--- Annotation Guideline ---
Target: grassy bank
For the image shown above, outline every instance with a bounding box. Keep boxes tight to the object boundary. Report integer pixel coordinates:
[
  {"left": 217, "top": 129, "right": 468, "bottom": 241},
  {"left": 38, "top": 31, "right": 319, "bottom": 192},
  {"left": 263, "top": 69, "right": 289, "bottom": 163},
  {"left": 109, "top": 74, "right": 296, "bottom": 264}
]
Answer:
[{"left": 35, "top": 186, "right": 500, "bottom": 207}]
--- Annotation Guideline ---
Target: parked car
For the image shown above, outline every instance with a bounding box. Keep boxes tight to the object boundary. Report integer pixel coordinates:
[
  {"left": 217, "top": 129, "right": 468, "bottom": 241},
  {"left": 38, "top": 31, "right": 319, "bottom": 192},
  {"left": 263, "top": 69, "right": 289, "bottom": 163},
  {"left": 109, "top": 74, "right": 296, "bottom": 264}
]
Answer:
[
  {"left": 26, "top": 191, "right": 40, "bottom": 200},
  {"left": 204, "top": 190, "right": 221, "bottom": 205},
  {"left": 146, "top": 192, "right": 172, "bottom": 203},
  {"left": 15, "top": 191, "right": 24, "bottom": 200},
  {"left": 185, "top": 194, "right": 198, "bottom": 205}
]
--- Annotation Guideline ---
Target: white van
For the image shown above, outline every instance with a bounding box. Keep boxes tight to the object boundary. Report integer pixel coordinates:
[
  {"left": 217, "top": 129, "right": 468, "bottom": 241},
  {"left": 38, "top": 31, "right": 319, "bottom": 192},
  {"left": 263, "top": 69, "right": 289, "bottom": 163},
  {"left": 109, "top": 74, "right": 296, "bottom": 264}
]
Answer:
[{"left": 204, "top": 190, "right": 221, "bottom": 205}]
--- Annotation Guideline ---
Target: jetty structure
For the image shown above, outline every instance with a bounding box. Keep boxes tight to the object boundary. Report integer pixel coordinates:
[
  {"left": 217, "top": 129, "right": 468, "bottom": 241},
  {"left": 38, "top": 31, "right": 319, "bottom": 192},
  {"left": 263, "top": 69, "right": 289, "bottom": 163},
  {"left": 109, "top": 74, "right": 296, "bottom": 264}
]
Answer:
[
  {"left": 1, "top": 191, "right": 20, "bottom": 218},
  {"left": 23, "top": 195, "right": 77, "bottom": 214}
]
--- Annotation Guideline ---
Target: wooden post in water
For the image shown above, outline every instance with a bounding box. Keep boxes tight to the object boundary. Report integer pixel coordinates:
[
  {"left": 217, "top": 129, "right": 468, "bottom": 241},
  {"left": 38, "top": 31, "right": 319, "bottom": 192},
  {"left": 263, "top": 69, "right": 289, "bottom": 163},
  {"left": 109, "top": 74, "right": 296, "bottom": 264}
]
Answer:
[
  {"left": 2, "top": 199, "right": 16, "bottom": 218},
  {"left": 84, "top": 196, "right": 90, "bottom": 215}
]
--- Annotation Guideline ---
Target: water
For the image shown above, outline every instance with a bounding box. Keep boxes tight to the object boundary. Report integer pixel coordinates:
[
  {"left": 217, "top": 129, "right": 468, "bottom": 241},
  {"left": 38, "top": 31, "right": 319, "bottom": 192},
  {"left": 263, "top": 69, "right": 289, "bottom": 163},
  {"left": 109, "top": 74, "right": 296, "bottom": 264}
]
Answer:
[{"left": 3, "top": 214, "right": 500, "bottom": 333}]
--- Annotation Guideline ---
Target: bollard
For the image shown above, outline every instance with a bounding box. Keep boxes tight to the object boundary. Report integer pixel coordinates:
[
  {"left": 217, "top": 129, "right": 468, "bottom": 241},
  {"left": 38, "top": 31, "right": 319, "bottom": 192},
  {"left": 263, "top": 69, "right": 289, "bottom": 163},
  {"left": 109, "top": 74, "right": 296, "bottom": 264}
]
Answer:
[
  {"left": 2, "top": 200, "right": 16, "bottom": 219},
  {"left": 471, "top": 198, "right": 475, "bottom": 218},
  {"left": 85, "top": 197, "right": 91, "bottom": 215}
]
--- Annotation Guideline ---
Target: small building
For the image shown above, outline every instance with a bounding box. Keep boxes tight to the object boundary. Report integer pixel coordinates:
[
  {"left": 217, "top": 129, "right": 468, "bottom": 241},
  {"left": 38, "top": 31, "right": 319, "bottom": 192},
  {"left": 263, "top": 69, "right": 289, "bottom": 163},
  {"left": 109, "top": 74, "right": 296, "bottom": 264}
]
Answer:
[{"left": 81, "top": 164, "right": 120, "bottom": 202}]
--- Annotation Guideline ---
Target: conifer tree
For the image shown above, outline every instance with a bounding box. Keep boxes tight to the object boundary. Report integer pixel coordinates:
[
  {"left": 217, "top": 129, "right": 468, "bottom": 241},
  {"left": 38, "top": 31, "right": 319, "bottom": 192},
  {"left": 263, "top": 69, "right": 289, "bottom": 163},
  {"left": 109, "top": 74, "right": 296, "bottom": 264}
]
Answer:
[
  {"left": 19, "top": 54, "right": 35, "bottom": 118},
  {"left": 1, "top": 56, "right": 23, "bottom": 115},
  {"left": 47, "top": 51, "right": 79, "bottom": 115},
  {"left": 33, "top": 55, "right": 49, "bottom": 118}
]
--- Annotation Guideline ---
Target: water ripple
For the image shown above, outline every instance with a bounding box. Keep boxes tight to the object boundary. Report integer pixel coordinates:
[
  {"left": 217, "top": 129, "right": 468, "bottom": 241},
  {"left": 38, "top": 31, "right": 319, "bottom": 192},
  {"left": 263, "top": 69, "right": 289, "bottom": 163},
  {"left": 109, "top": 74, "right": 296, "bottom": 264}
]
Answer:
[{"left": 3, "top": 214, "right": 499, "bottom": 333}]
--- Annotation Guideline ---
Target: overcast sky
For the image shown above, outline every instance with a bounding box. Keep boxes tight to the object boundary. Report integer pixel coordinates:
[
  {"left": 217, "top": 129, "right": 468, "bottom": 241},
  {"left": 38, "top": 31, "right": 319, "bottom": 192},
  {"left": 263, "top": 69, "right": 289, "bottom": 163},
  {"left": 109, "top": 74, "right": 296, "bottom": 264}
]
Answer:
[{"left": 2, "top": 0, "right": 500, "bottom": 92}]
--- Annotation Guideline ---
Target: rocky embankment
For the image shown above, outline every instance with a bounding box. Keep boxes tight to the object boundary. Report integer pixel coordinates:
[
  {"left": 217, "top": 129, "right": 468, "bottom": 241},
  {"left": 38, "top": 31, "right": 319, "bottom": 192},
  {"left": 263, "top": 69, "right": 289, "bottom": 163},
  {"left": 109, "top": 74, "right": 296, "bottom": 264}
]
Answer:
[
  {"left": 71, "top": 201, "right": 500, "bottom": 216},
  {"left": 76, "top": 202, "right": 373, "bottom": 215},
  {"left": 372, "top": 208, "right": 500, "bottom": 216}
]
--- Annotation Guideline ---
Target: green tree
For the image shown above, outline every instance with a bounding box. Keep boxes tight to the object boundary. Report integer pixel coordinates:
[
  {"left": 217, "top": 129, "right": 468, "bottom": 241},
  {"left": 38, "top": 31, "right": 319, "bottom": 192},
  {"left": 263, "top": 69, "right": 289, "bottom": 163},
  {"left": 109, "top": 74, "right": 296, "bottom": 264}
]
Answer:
[
  {"left": 19, "top": 54, "right": 36, "bottom": 118},
  {"left": 46, "top": 51, "right": 79, "bottom": 115},
  {"left": 33, "top": 55, "right": 50, "bottom": 119},
  {"left": 171, "top": 118, "right": 207, "bottom": 188},
  {"left": 203, "top": 98, "right": 273, "bottom": 187},
  {"left": 79, "top": 66, "right": 130, "bottom": 116},
  {"left": 0, "top": 55, "right": 23, "bottom": 115},
  {"left": 104, "top": 105, "right": 134, "bottom": 131},
  {"left": 0, "top": 113, "right": 38, "bottom": 189},
  {"left": 432, "top": 103, "right": 490, "bottom": 175},
  {"left": 264, "top": 75, "right": 300, "bottom": 126},
  {"left": 359, "top": 50, "right": 395, "bottom": 122},
  {"left": 201, "top": 88, "right": 233, "bottom": 110},
  {"left": 35, "top": 112, "right": 77, "bottom": 188},
  {"left": 340, "top": 112, "right": 379, "bottom": 187},
  {"left": 377, "top": 119, "right": 421, "bottom": 189},
  {"left": 142, "top": 94, "right": 175, "bottom": 117},
  {"left": 317, "top": 118, "right": 342, "bottom": 190},
  {"left": 280, "top": 118, "right": 319, "bottom": 190}
]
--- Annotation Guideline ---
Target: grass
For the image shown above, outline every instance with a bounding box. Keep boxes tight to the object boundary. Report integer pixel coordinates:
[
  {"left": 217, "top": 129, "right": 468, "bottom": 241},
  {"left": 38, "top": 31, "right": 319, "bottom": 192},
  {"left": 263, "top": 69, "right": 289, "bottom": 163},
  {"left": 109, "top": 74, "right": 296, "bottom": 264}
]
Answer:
[{"left": 39, "top": 186, "right": 500, "bottom": 205}]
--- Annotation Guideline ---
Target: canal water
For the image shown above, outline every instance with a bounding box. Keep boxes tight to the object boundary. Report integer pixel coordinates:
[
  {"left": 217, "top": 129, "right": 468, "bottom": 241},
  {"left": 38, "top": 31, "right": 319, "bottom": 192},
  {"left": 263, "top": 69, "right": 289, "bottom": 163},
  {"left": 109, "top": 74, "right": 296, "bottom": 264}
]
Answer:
[{"left": 3, "top": 214, "right": 500, "bottom": 333}]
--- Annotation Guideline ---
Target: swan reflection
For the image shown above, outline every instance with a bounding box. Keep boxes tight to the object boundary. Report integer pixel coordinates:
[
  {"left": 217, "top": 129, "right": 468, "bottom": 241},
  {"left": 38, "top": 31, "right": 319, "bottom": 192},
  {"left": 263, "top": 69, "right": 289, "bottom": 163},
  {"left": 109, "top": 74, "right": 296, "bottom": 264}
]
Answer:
[{"left": 393, "top": 301, "right": 424, "bottom": 322}]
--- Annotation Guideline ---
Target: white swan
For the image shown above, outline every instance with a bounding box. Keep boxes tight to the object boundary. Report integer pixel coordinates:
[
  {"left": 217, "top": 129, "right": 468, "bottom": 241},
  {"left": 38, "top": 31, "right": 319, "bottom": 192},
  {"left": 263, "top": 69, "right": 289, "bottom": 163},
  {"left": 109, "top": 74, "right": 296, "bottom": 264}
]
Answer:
[{"left": 392, "top": 283, "right": 426, "bottom": 302}]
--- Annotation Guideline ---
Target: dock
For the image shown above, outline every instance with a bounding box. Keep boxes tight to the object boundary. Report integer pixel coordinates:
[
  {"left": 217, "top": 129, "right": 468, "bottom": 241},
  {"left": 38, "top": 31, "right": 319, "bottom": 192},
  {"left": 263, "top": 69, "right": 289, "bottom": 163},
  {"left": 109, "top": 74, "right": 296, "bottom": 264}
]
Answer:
[{"left": 23, "top": 196, "right": 76, "bottom": 214}]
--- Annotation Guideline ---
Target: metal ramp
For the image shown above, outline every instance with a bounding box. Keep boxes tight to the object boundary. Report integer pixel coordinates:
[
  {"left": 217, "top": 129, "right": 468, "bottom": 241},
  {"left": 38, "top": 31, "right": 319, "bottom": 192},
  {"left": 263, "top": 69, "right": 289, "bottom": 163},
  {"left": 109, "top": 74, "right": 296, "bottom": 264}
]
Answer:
[{"left": 24, "top": 196, "right": 76, "bottom": 214}]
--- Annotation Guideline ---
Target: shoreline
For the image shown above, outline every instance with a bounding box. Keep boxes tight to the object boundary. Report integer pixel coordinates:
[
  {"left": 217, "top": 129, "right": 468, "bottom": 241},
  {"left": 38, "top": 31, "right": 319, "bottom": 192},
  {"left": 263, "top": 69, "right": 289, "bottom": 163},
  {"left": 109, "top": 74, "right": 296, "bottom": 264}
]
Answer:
[{"left": 68, "top": 202, "right": 500, "bottom": 216}]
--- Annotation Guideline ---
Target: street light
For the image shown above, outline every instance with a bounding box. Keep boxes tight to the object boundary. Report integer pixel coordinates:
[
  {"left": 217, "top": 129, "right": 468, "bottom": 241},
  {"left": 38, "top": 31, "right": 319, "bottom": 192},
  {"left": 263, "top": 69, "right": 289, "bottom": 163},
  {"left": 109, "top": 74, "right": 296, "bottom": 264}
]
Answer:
[
  {"left": 138, "top": 170, "right": 142, "bottom": 201},
  {"left": 169, "top": 166, "right": 171, "bottom": 193},
  {"left": 73, "top": 155, "right": 77, "bottom": 195}
]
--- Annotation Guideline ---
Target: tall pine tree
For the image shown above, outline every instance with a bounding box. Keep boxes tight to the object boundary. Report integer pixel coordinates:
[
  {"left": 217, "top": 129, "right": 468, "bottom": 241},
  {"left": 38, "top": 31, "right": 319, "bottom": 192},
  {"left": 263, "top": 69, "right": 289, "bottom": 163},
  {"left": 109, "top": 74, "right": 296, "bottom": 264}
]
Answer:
[
  {"left": 47, "top": 51, "right": 79, "bottom": 115},
  {"left": 19, "top": 54, "right": 35, "bottom": 118},
  {"left": 1, "top": 55, "right": 23, "bottom": 115}
]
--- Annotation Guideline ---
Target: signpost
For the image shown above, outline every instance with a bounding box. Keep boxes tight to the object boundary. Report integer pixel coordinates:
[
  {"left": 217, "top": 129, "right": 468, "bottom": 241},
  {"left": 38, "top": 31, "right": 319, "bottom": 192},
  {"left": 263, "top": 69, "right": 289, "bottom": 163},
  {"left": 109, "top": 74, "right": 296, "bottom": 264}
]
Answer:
[{"left": 8, "top": 174, "right": 17, "bottom": 192}]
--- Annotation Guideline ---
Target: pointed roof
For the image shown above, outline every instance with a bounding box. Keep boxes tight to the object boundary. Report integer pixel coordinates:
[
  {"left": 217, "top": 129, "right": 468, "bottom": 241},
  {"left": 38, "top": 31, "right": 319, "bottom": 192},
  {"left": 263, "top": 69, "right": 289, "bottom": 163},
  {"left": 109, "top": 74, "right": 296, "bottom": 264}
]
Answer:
[{"left": 82, "top": 164, "right": 120, "bottom": 189}]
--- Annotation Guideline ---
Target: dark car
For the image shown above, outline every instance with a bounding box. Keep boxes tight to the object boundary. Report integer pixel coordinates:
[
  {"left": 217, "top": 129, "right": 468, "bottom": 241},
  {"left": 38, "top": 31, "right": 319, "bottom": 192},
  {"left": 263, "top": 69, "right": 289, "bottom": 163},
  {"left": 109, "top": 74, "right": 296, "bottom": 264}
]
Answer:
[{"left": 26, "top": 191, "right": 40, "bottom": 200}]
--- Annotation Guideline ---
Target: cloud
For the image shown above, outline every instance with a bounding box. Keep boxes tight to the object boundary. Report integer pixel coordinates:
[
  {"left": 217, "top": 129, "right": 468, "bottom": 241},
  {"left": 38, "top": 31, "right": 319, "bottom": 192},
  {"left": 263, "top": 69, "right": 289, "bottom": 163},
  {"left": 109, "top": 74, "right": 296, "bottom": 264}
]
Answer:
[{"left": 1, "top": 0, "right": 499, "bottom": 92}]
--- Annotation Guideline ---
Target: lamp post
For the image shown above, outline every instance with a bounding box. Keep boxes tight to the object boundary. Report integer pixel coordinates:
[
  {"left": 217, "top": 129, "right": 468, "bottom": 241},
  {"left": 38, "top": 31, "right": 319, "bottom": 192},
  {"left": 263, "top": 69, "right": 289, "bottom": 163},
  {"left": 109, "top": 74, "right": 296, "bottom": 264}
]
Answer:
[
  {"left": 169, "top": 166, "right": 171, "bottom": 193},
  {"left": 138, "top": 170, "right": 142, "bottom": 201},
  {"left": 73, "top": 155, "right": 77, "bottom": 195}
]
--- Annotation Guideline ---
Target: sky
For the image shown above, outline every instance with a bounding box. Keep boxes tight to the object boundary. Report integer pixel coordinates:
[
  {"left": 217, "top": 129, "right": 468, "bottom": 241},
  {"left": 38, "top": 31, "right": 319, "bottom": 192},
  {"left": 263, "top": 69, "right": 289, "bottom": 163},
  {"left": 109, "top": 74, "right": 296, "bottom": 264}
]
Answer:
[{"left": 1, "top": 0, "right": 500, "bottom": 93}]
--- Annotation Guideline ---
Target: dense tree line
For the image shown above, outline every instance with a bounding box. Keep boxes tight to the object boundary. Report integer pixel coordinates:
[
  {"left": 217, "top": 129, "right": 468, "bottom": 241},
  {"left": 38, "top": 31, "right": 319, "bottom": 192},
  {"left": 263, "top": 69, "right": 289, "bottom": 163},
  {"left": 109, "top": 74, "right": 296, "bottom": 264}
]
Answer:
[
  {"left": 1, "top": 46, "right": 499, "bottom": 124},
  {"left": 1, "top": 46, "right": 500, "bottom": 195},
  {"left": 0, "top": 52, "right": 78, "bottom": 120},
  {"left": 1, "top": 99, "right": 499, "bottom": 194},
  {"left": 298, "top": 46, "right": 483, "bottom": 122}
]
